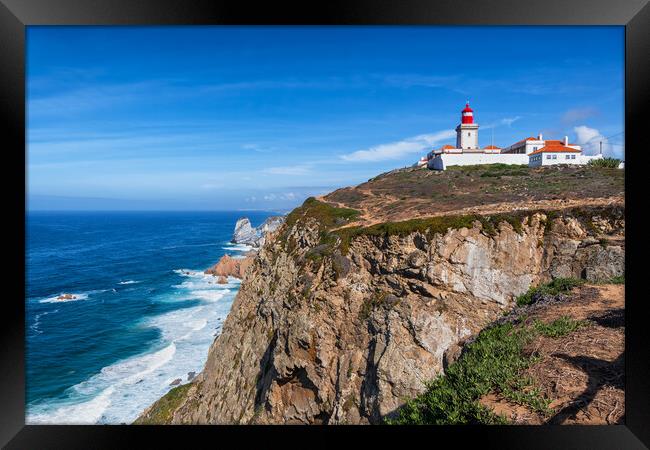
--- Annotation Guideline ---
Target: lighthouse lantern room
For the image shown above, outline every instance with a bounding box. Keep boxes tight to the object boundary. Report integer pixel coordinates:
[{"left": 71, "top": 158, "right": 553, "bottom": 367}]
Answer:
[{"left": 455, "top": 101, "right": 480, "bottom": 150}]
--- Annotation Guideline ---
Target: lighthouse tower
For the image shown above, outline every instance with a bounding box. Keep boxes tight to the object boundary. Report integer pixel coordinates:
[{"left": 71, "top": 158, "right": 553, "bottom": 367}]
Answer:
[{"left": 455, "top": 102, "right": 479, "bottom": 150}]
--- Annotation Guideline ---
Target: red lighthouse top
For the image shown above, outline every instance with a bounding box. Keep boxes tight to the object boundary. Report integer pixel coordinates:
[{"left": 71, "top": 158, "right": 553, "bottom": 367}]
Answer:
[{"left": 461, "top": 101, "right": 474, "bottom": 124}]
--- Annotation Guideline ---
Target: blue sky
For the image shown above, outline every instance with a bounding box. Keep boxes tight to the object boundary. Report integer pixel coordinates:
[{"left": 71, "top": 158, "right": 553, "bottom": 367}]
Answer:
[{"left": 27, "top": 26, "right": 624, "bottom": 211}]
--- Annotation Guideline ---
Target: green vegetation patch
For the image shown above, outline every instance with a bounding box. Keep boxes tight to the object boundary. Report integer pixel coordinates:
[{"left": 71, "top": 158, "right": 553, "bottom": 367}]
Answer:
[
  {"left": 515, "top": 277, "right": 585, "bottom": 306},
  {"left": 284, "top": 197, "right": 360, "bottom": 231},
  {"left": 478, "top": 164, "right": 530, "bottom": 178},
  {"left": 594, "top": 274, "right": 625, "bottom": 285},
  {"left": 588, "top": 157, "right": 621, "bottom": 168},
  {"left": 387, "top": 316, "right": 585, "bottom": 425},
  {"left": 533, "top": 315, "right": 588, "bottom": 338},
  {"left": 278, "top": 197, "right": 360, "bottom": 250},
  {"left": 608, "top": 275, "right": 625, "bottom": 284},
  {"left": 133, "top": 382, "right": 192, "bottom": 425},
  {"left": 334, "top": 211, "right": 529, "bottom": 255}
]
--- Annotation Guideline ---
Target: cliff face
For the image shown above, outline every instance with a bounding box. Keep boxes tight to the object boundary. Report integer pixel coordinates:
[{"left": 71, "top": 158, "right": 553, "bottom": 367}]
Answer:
[{"left": 145, "top": 201, "right": 624, "bottom": 424}]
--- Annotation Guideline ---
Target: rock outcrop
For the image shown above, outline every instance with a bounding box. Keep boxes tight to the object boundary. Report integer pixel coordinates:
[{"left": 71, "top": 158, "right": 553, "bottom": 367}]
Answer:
[
  {"left": 139, "top": 201, "right": 624, "bottom": 425},
  {"left": 232, "top": 216, "right": 285, "bottom": 248},
  {"left": 204, "top": 255, "right": 254, "bottom": 280}
]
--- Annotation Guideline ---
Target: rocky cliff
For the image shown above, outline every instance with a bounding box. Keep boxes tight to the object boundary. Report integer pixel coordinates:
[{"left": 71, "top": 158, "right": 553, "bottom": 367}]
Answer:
[
  {"left": 136, "top": 165, "right": 624, "bottom": 425},
  {"left": 138, "top": 165, "right": 625, "bottom": 424}
]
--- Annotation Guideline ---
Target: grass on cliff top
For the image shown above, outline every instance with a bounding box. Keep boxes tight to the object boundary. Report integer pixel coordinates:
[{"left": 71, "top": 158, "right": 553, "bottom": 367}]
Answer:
[
  {"left": 386, "top": 315, "right": 587, "bottom": 425},
  {"left": 132, "top": 383, "right": 192, "bottom": 425},
  {"left": 326, "top": 164, "right": 623, "bottom": 217},
  {"left": 279, "top": 197, "right": 360, "bottom": 249},
  {"left": 285, "top": 197, "right": 360, "bottom": 229},
  {"left": 333, "top": 204, "right": 623, "bottom": 255},
  {"left": 280, "top": 197, "right": 622, "bottom": 260}
]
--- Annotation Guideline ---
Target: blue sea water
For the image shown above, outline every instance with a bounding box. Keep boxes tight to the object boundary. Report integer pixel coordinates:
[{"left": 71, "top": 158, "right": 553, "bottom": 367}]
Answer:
[{"left": 26, "top": 210, "right": 275, "bottom": 424}]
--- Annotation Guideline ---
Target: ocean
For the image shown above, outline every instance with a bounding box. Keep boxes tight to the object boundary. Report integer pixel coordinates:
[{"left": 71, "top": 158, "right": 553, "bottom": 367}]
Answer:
[{"left": 25, "top": 210, "right": 275, "bottom": 424}]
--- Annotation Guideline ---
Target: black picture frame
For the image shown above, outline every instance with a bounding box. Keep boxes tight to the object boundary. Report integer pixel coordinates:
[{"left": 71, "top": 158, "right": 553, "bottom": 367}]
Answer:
[{"left": 1, "top": 0, "right": 648, "bottom": 448}]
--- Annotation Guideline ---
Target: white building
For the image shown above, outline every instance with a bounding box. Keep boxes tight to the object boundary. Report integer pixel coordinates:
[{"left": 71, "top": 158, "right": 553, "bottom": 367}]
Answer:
[
  {"left": 426, "top": 102, "right": 529, "bottom": 170},
  {"left": 420, "top": 102, "right": 596, "bottom": 170},
  {"left": 526, "top": 137, "right": 603, "bottom": 167},
  {"left": 528, "top": 145, "right": 581, "bottom": 167}
]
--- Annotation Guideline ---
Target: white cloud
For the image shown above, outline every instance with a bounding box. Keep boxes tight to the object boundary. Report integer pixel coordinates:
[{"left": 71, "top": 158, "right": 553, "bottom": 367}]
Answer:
[
  {"left": 242, "top": 144, "right": 274, "bottom": 153},
  {"left": 262, "top": 192, "right": 296, "bottom": 201},
  {"left": 562, "top": 107, "right": 598, "bottom": 124},
  {"left": 340, "top": 130, "right": 456, "bottom": 162},
  {"left": 500, "top": 116, "right": 521, "bottom": 127},
  {"left": 483, "top": 116, "right": 521, "bottom": 129},
  {"left": 262, "top": 165, "right": 312, "bottom": 176},
  {"left": 574, "top": 125, "right": 613, "bottom": 156}
]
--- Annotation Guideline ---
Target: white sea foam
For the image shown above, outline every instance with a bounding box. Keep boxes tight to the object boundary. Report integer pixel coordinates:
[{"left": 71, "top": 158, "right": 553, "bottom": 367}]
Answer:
[
  {"left": 173, "top": 268, "right": 204, "bottom": 277},
  {"left": 30, "top": 309, "right": 59, "bottom": 335},
  {"left": 39, "top": 292, "right": 90, "bottom": 304},
  {"left": 118, "top": 280, "right": 141, "bottom": 285},
  {"left": 38, "top": 289, "right": 112, "bottom": 304},
  {"left": 161, "top": 243, "right": 220, "bottom": 250},
  {"left": 221, "top": 243, "right": 255, "bottom": 253},
  {"left": 27, "top": 265, "right": 239, "bottom": 424},
  {"left": 27, "top": 386, "right": 116, "bottom": 425}
]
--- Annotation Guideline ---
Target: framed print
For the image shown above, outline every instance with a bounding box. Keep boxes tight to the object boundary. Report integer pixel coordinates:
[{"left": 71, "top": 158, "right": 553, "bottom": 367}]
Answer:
[{"left": 1, "top": 0, "right": 648, "bottom": 448}]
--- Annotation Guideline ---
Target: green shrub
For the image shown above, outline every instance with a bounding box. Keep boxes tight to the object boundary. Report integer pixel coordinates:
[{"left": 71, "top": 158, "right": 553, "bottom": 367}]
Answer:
[
  {"left": 533, "top": 316, "right": 587, "bottom": 337},
  {"left": 609, "top": 275, "right": 625, "bottom": 284},
  {"left": 133, "top": 383, "right": 192, "bottom": 424},
  {"left": 588, "top": 157, "right": 620, "bottom": 168},
  {"left": 516, "top": 277, "right": 585, "bottom": 306},
  {"left": 387, "top": 315, "right": 585, "bottom": 425}
]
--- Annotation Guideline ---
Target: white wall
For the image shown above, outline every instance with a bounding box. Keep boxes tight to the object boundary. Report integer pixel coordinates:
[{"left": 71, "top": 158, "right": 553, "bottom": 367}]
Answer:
[
  {"left": 528, "top": 152, "right": 587, "bottom": 166},
  {"left": 524, "top": 140, "right": 545, "bottom": 155},
  {"left": 428, "top": 153, "right": 529, "bottom": 170}
]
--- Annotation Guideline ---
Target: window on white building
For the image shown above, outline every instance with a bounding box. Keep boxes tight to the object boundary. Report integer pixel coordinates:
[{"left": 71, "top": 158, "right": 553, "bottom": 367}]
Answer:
[
  {"left": 566, "top": 155, "right": 570, "bottom": 159},
  {"left": 552, "top": 155, "right": 557, "bottom": 159},
  {"left": 546, "top": 155, "right": 551, "bottom": 159},
  {"left": 571, "top": 155, "right": 576, "bottom": 159}
]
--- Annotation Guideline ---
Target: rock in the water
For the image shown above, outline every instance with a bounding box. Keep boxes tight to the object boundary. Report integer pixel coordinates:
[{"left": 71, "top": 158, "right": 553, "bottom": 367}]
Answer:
[
  {"left": 170, "top": 378, "right": 182, "bottom": 386},
  {"left": 232, "top": 218, "right": 258, "bottom": 246},
  {"left": 205, "top": 255, "right": 254, "bottom": 279},
  {"left": 187, "top": 372, "right": 196, "bottom": 381},
  {"left": 57, "top": 293, "right": 76, "bottom": 301},
  {"left": 231, "top": 216, "right": 285, "bottom": 248}
]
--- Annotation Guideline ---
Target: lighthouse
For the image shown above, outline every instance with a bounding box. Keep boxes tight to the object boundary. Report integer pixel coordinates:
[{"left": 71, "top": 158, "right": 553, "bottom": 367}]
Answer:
[{"left": 455, "top": 101, "right": 480, "bottom": 150}]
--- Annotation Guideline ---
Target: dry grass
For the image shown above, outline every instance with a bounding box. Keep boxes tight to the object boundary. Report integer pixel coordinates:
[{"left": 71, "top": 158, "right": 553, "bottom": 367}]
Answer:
[{"left": 322, "top": 165, "right": 624, "bottom": 227}]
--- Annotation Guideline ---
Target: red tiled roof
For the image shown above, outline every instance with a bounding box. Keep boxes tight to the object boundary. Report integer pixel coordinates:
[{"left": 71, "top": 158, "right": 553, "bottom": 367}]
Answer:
[
  {"left": 511, "top": 136, "right": 538, "bottom": 146},
  {"left": 441, "top": 144, "right": 455, "bottom": 149},
  {"left": 528, "top": 145, "right": 582, "bottom": 156},
  {"left": 483, "top": 145, "right": 501, "bottom": 149}
]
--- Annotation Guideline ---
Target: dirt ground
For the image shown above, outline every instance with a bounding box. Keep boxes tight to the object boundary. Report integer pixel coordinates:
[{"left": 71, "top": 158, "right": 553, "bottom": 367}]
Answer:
[{"left": 479, "top": 284, "right": 625, "bottom": 425}]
